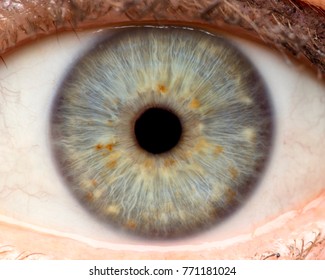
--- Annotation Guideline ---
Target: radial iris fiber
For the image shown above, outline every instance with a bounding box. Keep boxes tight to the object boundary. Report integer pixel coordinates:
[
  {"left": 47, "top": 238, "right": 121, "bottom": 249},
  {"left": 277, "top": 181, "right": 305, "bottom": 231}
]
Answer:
[{"left": 51, "top": 27, "right": 273, "bottom": 239}]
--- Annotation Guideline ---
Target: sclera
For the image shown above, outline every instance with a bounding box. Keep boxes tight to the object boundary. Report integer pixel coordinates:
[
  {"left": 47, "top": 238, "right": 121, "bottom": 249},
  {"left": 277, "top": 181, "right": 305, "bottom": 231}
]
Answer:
[{"left": 0, "top": 27, "right": 324, "bottom": 249}]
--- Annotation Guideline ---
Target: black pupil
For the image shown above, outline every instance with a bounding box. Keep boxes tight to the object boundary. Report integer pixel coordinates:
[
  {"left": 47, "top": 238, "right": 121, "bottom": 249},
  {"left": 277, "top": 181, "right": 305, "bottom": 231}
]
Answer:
[{"left": 134, "top": 108, "right": 182, "bottom": 154}]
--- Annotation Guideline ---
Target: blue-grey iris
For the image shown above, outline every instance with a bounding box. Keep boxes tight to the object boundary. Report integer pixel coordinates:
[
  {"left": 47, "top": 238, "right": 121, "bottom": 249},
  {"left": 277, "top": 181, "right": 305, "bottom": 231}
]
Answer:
[{"left": 50, "top": 27, "right": 273, "bottom": 239}]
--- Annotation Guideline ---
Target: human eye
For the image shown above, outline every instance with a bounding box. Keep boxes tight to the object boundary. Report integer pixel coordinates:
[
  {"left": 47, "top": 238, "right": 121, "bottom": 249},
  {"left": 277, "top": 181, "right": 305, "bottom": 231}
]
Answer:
[{"left": 0, "top": 0, "right": 324, "bottom": 260}]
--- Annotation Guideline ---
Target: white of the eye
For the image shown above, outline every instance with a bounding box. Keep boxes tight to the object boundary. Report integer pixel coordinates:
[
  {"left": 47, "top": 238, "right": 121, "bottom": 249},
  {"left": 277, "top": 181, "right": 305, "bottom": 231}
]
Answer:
[{"left": 0, "top": 29, "right": 324, "bottom": 245}]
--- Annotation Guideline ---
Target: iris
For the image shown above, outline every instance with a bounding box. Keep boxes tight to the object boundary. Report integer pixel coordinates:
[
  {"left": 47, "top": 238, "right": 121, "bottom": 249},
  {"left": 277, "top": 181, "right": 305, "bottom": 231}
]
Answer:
[{"left": 51, "top": 27, "right": 273, "bottom": 239}]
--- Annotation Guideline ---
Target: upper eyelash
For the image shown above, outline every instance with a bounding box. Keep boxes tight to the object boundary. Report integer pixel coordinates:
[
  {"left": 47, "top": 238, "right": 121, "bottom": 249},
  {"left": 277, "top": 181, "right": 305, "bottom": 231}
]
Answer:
[{"left": 0, "top": 0, "right": 324, "bottom": 76}]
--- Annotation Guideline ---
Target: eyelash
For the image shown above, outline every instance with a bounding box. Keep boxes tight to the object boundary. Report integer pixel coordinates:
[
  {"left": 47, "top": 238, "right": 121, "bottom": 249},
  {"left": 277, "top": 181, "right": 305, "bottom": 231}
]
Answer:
[{"left": 1, "top": 0, "right": 324, "bottom": 75}]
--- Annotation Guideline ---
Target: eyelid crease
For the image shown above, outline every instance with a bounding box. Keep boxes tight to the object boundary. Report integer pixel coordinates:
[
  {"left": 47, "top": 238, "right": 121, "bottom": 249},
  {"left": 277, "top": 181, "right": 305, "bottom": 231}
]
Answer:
[{"left": 0, "top": 0, "right": 324, "bottom": 76}]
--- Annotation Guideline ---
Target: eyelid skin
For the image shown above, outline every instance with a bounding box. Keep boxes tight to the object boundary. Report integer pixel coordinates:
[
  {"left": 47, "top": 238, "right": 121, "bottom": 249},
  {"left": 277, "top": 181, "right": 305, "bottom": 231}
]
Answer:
[
  {"left": 0, "top": 192, "right": 324, "bottom": 259},
  {"left": 0, "top": 0, "right": 324, "bottom": 76},
  {"left": 304, "top": 0, "right": 325, "bottom": 9}
]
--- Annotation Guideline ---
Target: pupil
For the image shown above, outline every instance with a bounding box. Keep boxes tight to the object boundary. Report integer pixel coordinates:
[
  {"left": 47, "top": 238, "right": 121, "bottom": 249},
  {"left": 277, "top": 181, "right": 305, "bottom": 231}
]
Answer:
[{"left": 134, "top": 107, "right": 182, "bottom": 154}]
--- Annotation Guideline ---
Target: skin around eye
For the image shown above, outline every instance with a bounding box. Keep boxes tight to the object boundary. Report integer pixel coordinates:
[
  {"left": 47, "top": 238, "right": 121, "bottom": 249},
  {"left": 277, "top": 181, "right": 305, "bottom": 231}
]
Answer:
[{"left": 302, "top": 0, "right": 325, "bottom": 8}]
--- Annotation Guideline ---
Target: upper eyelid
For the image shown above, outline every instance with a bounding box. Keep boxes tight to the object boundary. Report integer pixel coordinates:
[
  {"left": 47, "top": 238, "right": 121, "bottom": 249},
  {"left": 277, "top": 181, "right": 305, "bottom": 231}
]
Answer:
[{"left": 0, "top": 0, "right": 324, "bottom": 76}]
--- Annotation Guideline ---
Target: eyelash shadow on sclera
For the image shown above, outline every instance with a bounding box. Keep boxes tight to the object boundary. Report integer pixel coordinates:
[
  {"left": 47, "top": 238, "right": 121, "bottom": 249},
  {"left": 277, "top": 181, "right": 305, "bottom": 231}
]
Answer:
[{"left": 50, "top": 26, "right": 274, "bottom": 240}]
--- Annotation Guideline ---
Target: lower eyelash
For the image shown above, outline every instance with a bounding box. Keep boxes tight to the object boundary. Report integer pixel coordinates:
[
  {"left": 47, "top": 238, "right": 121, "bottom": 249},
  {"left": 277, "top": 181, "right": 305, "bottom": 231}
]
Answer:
[{"left": 50, "top": 26, "right": 273, "bottom": 239}]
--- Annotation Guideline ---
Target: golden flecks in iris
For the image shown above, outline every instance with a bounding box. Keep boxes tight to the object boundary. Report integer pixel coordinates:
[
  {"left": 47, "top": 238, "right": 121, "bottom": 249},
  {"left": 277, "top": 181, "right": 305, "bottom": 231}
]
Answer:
[
  {"left": 242, "top": 127, "right": 257, "bottom": 143},
  {"left": 105, "top": 204, "right": 120, "bottom": 216},
  {"left": 143, "top": 158, "right": 154, "bottom": 169},
  {"left": 96, "top": 142, "right": 115, "bottom": 153},
  {"left": 189, "top": 98, "right": 200, "bottom": 109},
  {"left": 107, "top": 120, "right": 114, "bottom": 126},
  {"left": 225, "top": 188, "right": 237, "bottom": 203},
  {"left": 126, "top": 220, "right": 137, "bottom": 230},
  {"left": 93, "top": 188, "right": 104, "bottom": 199},
  {"left": 239, "top": 94, "right": 253, "bottom": 105},
  {"left": 104, "top": 97, "right": 120, "bottom": 107},
  {"left": 229, "top": 166, "right": 239, "bottom": 180},
  {"left": 91, "top": 179, "right": 97, "bottom": 187},
  {"left": 164, "top": 158, "right": 176, "bottom": 167},
  {"left": 106, "top": 152, "right": 120, "bottom": 169},
  {"left": 157, "top": 84, "right": 167, "bottom": 94},
  {"left": 105, "top": 143, "right": 114, "bottom": 152},
  {"left": 95, "top": 143, "right": 103, "bottom": 151},
  {"left": 180, "top": 149, "right": 192, "bottom": 160},
  {"left": 214, "top": 145, "right": 224, "bottom": 156},
  {"left": 106, "top": 159, "right": 117, "bottom": 169},
  {"left": 85, "top": 192, "right": 94, "bottom": 202},
  {"left": 194, "top": 138, "right": 209, "bottom": 153}
]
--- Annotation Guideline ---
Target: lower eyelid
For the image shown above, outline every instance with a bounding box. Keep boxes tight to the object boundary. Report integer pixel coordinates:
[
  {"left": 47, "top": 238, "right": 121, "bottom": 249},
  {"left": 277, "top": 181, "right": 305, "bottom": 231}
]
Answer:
[{"left": 0, "top": 192, "right": 324, "bottom": 260}]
